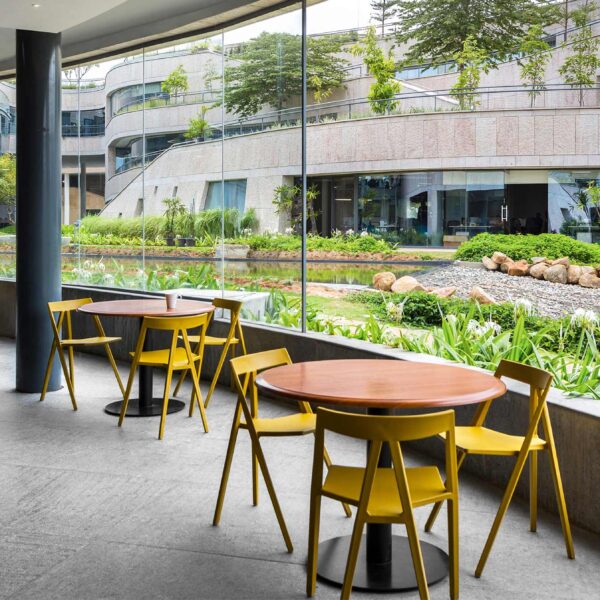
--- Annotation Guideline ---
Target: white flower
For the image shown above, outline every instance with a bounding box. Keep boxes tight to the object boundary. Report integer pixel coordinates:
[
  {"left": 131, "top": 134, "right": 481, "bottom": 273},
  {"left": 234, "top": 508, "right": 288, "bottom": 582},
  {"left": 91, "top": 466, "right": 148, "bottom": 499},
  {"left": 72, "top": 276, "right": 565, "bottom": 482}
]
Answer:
[
  {"left": 97, "top": 262, "right": 105, "bottom": 272},
  {"left": 284, "top": 227, "right": 295, "bottom": 235},
  {"left": 136, "top": 269, "right": 145, "bottom": 278},
  {"left": 83, "top": 260, "right": 92, "bottom": 269},
  {"left": 445, "top": 314, "right": 458, "bottom": 326},
  {"left": 514, "top": 298, "right": 536, "bottom": 317},
  {"left": 386, "top": 301, "right": 404, "bottom": 323},
  {"left": 345, "top": 228, "right": 355, "bottom": 236},
  {"left": 466, "top": 320, "right": 501, "bottom": 337},
  {"left": 332, "top": 228, "right": 342, "bottom": 237},
  {"left": 360, "top": 230, "right": 369, "bottom": 237},
  {"left": 571, "top": 308, "right": 599, "bottom": 330}
]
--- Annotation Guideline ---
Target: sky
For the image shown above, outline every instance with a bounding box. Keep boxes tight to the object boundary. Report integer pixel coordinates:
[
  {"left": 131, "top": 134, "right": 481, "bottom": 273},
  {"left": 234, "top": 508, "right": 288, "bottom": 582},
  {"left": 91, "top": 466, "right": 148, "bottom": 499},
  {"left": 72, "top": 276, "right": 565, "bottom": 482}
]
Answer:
[{"left": 84, "top": 0, "right": 374, "bottom": 80}]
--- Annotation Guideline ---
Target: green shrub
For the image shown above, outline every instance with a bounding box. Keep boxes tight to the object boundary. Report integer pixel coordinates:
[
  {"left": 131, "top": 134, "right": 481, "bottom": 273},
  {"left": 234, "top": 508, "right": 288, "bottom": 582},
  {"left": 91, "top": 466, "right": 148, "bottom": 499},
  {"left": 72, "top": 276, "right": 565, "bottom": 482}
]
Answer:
[{"left": 455, "top": 233, "right": 600, "bottom": 265}]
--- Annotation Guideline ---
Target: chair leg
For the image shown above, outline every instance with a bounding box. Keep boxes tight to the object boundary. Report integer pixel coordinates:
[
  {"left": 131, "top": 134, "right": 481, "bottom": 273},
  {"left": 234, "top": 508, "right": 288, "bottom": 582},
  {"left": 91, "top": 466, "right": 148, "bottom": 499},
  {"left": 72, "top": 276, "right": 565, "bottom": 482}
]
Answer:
[
  {"left": 306, "top": 492, "right": 322, "bottom": 598},
  {"left": 188, "top": 363, "right": 209, "bottom": 433},
  {"left": 447, "top": 498, "right": 459, "bottom": 600},
  {"left": 40, "top": 340, "right": 57, "bottom": 402},
  {"left": 252, "top": 441, "right": 259, "bottom": 506},
  {"left": 173, "top": 369, "right": 187, "bottom": 397},
  {"left": 340, "top": 515, "right": 365, "bottom": 600},
  {"left": 118, "top": 359, "right": 138, "bottom": 427},
  {"left": 158, "top": 367, "right": 174, "bottom": 440},
  {"left": 213, "top": 402, "right": 242, "bottom": 526},
  {"left": 425, "top": 451, "right": 467, "bottom": 532},
  {"left": 475, "top": 450, "right": 531, "bottom": 578},
  {"left": 56, "top": 345, "right": 78, "bottom": 411},
  {"left": 67, "top": 346, "right": 75, "bottom": 389},
  {"left": 205, "top": 343, "right": 230, "bottom": 409},
  {"left": 104, "top": 343, "right": 125, "bottom": 397},
  {"left": 530, "top": 451, "right": 538, "bottom": 532},
  {"left": 405, "top": 514, "right": 430, "bottom": 600},
  {"left": 323, "top": 446, "right": 351, "bottom": 517}
]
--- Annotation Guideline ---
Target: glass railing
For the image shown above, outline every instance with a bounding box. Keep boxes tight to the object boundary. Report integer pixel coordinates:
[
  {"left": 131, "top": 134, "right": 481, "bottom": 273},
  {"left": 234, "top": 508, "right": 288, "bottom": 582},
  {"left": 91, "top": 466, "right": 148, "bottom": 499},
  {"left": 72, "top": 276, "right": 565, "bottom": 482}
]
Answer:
[{"left": 62, "top": 123, "right": 106, "bottom": 137}]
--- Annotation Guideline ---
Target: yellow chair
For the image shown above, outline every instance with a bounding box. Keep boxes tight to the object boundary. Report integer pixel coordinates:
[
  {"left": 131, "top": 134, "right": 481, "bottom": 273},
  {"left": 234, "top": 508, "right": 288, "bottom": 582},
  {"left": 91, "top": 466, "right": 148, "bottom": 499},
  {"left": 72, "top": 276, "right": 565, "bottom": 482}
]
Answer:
[
  {"left": 41, "top": 298, "right": 124, "bottom": 410},
  {"left": 118, "top": 313, "right": 210, "bottom": 440},
  {"left": 213, "top": 348, "right": 351, "bottom": 553},
  {"left": 307, "top": 408, "right": 459, "bottom": 600},
  {"left": 174, "top": 297, "right": 246, "bottom": 408},
  {"left": 424, "top": 360, "right": 574, "bottom": 577}
]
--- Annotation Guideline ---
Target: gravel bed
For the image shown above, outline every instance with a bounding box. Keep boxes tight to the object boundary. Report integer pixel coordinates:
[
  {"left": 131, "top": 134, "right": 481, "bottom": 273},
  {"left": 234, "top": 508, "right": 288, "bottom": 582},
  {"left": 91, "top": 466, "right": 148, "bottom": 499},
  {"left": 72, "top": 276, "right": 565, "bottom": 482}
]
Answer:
[{"left": 417, "top": 265, "right": 600, "bottom": 319}]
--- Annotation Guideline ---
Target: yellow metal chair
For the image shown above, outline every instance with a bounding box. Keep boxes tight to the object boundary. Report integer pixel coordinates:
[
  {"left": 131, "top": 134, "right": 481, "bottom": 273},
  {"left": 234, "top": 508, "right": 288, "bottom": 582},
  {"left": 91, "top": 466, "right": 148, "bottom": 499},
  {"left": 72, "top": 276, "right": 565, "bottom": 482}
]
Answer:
[
  {"left": 213, "top": 348, "right": 351, "bottom": 553},
  {"left": 174, "top": 297, "right": 246, "bottom": 408},
  {"left": 424, "top": 360, "right": 574, "bottom": 577},
  {"left": 118, "top": 313, "right": 210, "bottom": 440},
  {"left": 307, "top": 408, "right": 459, "bottom": 600},
  {"left": 40, "top": 298, "right": 124, "bottom": 410}
]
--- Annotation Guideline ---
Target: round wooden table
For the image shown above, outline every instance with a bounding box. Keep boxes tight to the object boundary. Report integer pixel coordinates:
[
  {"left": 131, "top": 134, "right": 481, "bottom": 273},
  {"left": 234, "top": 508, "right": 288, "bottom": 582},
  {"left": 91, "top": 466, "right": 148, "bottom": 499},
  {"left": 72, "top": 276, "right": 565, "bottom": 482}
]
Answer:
[
  {"left": 256, "top": 359, "right": 506, "bottom": 594},
  {"left": 79, "top": 299, "right": 214, "bottom": 417}
]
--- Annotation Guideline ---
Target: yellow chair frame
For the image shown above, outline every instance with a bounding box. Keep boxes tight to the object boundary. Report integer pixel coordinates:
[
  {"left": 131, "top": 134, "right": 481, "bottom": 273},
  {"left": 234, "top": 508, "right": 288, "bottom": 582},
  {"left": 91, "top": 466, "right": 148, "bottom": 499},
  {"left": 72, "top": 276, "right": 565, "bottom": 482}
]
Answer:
[
  {"left": 307, "top": 408, "right": 459, "bottom": 600},
  {"left": 118, "top": 313, "right": 209, "bottom": 440},
  {"left": 174, "top": 297, "right": 246, "bottom": 409},
  {"left": 424, "top": 359, "right": 574, "bottom": 577},
  {"left": 213, "top": 348, "right": 351, "bottom": 554},
  {"left": 41, "top": 298, "right": 124, "bottom": 410}
]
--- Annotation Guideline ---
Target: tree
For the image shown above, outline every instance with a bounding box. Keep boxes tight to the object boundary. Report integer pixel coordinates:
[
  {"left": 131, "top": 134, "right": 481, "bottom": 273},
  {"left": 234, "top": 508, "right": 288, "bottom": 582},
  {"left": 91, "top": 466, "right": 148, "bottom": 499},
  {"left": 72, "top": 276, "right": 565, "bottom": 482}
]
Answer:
[
  {"left": 351, "top": 26, "right": 401, "bottom": 115},
  {"left": 162, "top": 197, "right": 186, "bottom": 239},
  {"left": 451, "top": 36, "right": 489, "bottom": 110},
  {"left": 370, "top": 0, "right": 398, "bottom": 37},
  {"left": 0, "top": 153, "right": 16, "bottom": 224},
  {"left": 518, "top": 25, "right": 552, "bottom": 107},
  {"left": 395, "top": 0, "right": 560, "bottom": 70},
  {"left": 559, "top": 2, "right": 600, "bottom": 106},
  {"left": 161, "top": 65, "right": 189, "bottom": 102},
  {"left": 223, "top": 32, "right": 349, "bottom": 119},
  {"left": 185, "top": 106, "right": 212, "bottom": 141}
]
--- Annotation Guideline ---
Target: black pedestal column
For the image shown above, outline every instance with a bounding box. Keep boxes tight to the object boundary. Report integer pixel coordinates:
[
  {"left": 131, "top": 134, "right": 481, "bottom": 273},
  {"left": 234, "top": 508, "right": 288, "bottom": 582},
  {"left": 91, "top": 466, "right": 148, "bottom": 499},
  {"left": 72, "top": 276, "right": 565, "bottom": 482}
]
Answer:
[{"left": 15, "top": 30, "right": 62, "bottom": 393}]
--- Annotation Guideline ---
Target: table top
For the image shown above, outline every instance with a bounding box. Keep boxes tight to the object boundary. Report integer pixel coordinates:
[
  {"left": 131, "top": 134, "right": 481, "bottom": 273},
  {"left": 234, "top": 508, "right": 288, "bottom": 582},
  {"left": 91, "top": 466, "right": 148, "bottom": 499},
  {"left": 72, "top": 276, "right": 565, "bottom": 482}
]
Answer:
[
  {"left": 78, "top": 298, "right": 215, "bottom": 318},
  {"left": 256, "top": 359, "right": 506, "bottom": 409}
]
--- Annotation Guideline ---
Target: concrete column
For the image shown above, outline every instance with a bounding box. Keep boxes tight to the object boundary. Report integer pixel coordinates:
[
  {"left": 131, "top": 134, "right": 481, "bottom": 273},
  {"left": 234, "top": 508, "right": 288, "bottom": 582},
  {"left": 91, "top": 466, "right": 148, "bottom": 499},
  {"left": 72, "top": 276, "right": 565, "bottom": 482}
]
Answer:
[
  {"left": 79, "top": 160, "right": 87, "bottom": 219},
  {"left": 63, "top": 173, "right": 70, "bottom": 225},
  {"left": 16, "top": 30, "right": 62, "bottom": 392}
]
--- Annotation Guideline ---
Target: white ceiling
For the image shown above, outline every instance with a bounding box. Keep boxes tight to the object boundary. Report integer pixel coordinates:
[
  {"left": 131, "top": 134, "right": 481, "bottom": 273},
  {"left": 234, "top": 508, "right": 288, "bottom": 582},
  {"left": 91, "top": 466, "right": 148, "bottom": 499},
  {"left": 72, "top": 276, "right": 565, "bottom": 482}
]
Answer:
[{"left": 0, "top": 0, "right": 295, "bottom": 77}]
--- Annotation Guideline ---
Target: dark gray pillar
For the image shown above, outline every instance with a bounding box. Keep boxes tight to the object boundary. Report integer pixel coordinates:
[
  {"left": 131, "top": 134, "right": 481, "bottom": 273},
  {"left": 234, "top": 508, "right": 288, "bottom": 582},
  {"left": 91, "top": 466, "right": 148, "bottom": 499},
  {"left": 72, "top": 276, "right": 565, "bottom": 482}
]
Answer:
[
  {"left": 79, "top": 160, "right": 87, "bottom": 219},
  {"left": 16, "top": 30, "right": 62, "bottom": 392}
]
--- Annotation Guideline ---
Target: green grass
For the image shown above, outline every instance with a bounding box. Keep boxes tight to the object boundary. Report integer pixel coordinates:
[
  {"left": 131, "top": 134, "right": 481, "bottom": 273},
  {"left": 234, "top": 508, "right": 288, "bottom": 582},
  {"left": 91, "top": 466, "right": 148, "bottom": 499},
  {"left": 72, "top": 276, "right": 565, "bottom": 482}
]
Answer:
[{"left": 0, "top": 225, "right": 15, "bottom": 235}]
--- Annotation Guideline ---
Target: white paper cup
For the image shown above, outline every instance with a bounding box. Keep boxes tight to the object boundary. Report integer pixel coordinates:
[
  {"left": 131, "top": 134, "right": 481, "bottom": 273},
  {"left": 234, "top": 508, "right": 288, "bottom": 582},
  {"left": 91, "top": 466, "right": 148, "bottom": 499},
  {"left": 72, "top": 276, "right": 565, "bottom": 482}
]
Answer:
[{"left": 165, "top": 292, "right": 181, "bottom": 309}]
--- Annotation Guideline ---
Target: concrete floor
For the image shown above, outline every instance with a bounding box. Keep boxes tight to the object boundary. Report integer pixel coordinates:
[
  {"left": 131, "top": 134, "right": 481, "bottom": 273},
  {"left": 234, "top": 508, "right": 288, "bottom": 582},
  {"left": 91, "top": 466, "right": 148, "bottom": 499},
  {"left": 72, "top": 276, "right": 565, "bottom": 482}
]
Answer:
[{"left": 0, "top": 337, "right": 598, "bottom": 600}]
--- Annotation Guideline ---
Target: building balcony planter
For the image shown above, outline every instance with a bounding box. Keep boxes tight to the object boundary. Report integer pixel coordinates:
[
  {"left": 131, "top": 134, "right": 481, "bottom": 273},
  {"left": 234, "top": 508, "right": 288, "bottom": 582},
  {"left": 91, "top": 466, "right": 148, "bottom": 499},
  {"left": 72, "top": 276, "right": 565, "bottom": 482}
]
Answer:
[{"left": 568, "top": 225, "right": 600, "bottom": 244}]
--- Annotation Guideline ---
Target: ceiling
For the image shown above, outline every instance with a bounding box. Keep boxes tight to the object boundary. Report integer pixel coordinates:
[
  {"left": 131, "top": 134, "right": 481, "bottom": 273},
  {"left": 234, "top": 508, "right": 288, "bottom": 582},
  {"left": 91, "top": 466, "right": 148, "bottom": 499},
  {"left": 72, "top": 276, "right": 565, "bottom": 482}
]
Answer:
[{"left": 0, "top": 0, "right": 297, "bottom": 77}]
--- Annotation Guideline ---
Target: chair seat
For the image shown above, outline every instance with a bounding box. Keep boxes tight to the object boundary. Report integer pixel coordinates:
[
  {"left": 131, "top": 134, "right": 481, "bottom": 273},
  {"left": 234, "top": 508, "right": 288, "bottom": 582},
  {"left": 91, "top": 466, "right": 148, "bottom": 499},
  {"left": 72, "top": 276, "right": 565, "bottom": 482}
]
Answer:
[
  {"left": 442, "top": 426, "right": 546, "bottom": 455},
  {"left": 322, "top": 465, "right": 446, "bottom": 518},
  {"left": 129, "top": 347, "right": 201, "bottom": 369},
  {"left": 61, "top": 336, "right": 121, "bottom": 347},
  {"left": 243, "top": 413, "right": 316, "bottom": 436},
  {"left": 186, "top": 334, "right": 238, "bottom": 346}
]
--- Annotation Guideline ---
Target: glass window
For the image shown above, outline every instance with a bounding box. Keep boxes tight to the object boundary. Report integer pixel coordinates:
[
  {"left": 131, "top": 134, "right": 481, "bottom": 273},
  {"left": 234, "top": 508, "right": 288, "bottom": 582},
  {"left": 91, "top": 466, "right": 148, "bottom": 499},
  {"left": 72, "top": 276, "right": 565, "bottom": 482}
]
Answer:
[{"left": 205, "top": 180, "right": 247, "bottom": 212}]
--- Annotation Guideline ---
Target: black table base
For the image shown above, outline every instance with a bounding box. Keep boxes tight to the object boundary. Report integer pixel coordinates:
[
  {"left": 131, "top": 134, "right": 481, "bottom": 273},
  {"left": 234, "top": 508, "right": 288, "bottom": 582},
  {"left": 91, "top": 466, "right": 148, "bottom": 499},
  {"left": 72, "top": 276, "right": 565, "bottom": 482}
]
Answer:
[
  {"left": 104, "top": 398, "right": 186, "bottom": 417},
  {"left": 317, "top": 534, "right": 448, "bottom": 592}
]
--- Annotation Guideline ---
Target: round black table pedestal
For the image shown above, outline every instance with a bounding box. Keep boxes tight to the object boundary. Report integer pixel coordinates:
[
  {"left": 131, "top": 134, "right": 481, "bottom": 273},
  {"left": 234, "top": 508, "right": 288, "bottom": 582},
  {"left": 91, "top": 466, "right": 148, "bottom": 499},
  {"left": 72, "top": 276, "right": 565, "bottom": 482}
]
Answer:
[
  {"left": 317, "top": 534, "right": 448, "bottom": 592},
  {"left": 104, "top": 398, "right": 186, "bottom": 417}
]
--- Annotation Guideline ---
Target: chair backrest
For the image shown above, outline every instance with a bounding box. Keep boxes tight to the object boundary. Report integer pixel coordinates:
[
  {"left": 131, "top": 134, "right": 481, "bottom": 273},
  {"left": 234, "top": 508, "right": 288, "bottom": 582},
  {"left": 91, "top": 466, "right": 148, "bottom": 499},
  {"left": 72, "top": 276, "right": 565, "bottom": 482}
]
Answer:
[
  {"left": 212, "top": 297, "right": 246, "bottom": 353},
  {"left": 230, "top": 348, "right": 292, "bottom": 417},
  {"left": 47, "top": 298, "right": 94, "bottom": 341}
]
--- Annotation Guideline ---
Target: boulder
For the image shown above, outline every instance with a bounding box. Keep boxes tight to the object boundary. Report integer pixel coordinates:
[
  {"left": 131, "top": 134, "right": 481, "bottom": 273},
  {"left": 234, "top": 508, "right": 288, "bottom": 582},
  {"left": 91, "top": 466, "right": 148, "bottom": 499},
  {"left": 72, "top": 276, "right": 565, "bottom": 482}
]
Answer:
[
  {"left": 430, "top": 286, "right": 457, "bottom": 298},
  {"left": 491, "top": 251, "right": 510, "bottom": 265},
  {"left": 567, "top": 265, "right": 583, "bottom": 284},
  {"left": 482, "top": 256, "right": 499, "bottom": 271},
  {"left": 469, "top": 286, "right": 497, "bottom": 305},
  {"left": 551, "top": 256, "right": 570, "bottom": 268},
  {"left": 531, "top": 257, "right": 547, "bottom": 265},
  {"left": 529, "top": 263, "right": 549, "bottom": 279},
  {"left": 500, "top": 259, "right": 514, "bottom": 274},
  {"left": 507, "top": 260, "right": 530, "bottom": 277},
  {"left": 581, "top": 266, "right": 597, "bottom": 276},
  {"left": 391, "top": 276, "right": 427, "bottom": 294},
  {"left": 373, "top": 271, "right": 396, "bottom": 291},
  {"left": 544, "top": 264, "right": 568, "bottom": 284},
  {"left": 579, "top": 273, "right": 600, "bottom": 288}
]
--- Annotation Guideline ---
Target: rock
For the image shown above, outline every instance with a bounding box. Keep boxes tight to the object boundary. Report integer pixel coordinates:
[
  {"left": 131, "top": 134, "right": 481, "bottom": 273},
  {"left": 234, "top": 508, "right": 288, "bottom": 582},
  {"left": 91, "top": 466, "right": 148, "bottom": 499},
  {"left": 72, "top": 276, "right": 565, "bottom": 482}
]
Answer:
[
  {"left": 567, "top": 265, "right": 583, "bottom": 284},
  {"left": 482, "top": 256, "right": 499, "bottom": 271},
  {"left": 430, "top": 286, "right": 457, "bottom": 298},
  {"left": 500, "top": 259, "right": 514, "bottom": 273},
  {"left": 531, "top": 257, "right": 547, "bottom": 264},
  {"left": 581, "top": 266, "right": 597, "bottom": 276},
  {"left": 551, "top": 256, "right": 570, "bottom": 268},
  {"left": 373, "top": 271, "right": 396, "bottom": 291},
  {"left": 529, "top": 263, "right": 549, "bottom": 279},
  {"left": 579, "top": 273, "right": 600, "bottom": 288},
  {"left": 544, "top": 264, "right": 568, "bottom": 284},
  {"left": 469, "top": 286, "right": 497, "bottom": 305},
  {"left": 491, "top": 251, "right": 510, "bottom": 265},
  {"left": 391, "top": 276, "right": 427, "bottom": 294},
  {"left": 507, "top": 260, "right": 530, "bottom": 277}
]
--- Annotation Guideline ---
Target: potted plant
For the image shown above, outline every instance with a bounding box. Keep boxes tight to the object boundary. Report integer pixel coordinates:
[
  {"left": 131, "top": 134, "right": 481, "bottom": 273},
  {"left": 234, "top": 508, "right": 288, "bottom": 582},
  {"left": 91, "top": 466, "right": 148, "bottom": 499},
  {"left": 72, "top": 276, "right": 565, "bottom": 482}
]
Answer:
[
  {"left": 180, "top": 208, "right": 196, "bottom": 247},
  {"left": 162, "top": 197, "right": 186, "bottom": 246}
]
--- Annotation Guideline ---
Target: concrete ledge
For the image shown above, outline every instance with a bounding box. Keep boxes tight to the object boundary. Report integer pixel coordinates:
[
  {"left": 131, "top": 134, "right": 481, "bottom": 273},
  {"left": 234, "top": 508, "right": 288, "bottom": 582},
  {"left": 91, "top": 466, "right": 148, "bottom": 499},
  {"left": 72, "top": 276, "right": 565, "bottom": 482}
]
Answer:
[{"left": 1, "top": 278, "right": 599, "bottom": 535}]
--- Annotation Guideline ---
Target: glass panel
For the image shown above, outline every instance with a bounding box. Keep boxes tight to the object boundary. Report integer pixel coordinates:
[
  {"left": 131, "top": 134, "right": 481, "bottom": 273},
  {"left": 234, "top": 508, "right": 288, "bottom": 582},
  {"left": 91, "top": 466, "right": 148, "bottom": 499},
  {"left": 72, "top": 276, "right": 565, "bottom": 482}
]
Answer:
[{"left": 0, "top": 77, "right": 16, "bottom": 279}]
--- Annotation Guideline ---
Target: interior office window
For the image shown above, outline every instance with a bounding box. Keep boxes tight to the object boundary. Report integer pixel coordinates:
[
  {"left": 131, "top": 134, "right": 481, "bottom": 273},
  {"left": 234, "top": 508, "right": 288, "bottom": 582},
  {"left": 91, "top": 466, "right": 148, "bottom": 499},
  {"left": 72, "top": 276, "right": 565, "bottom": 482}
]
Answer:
[{"left": 205, "top": 180, "right": 247, "bottom": 212}]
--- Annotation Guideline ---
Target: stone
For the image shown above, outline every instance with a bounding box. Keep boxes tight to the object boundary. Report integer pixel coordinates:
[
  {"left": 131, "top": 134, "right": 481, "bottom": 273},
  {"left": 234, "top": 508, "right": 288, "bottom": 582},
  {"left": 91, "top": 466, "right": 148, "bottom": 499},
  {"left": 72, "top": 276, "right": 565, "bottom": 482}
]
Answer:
[
  {"left": 507, "top": 260, "right": 530, "bottom": 277},
  {"left": 491, "top": 251, "right": 510, "bottom": 265},
  {"left": 579, "top": 273, "right": 600, "bottom": 288},
  {"left": 482, "top": 256, "right": 499, "bottom": 271},
  {"left": 391, "top": 276, "right": 427, "bottom": 294},
  {"left": 430, "top": 286, "right": 457, "bottom": 298},
  {"left": 567, "top": 265, "right": 583, "bottom": 284},
  {"left": 500, "top": 259, "right": 514, "bottom": 273},
  {"left": 544, "top": 264, "right": 568, "bottom": 284},
  {"left": 373, "top": 272, "right": 396, "bottom": 291},
  {"left": 551, "top": 256, "right": 570, "bottom": 268},
  {"left": 531, "top": 257, "right": 547, "bottom": 264},
  {"left": 469, "top": 286, "right": 497, "bottom": 305},
  {"left": 529, "top": 263, "right": 549, "bottom": 279},
  {"left": 581, "top": 266, "right": 597, "bottom": 276}
]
